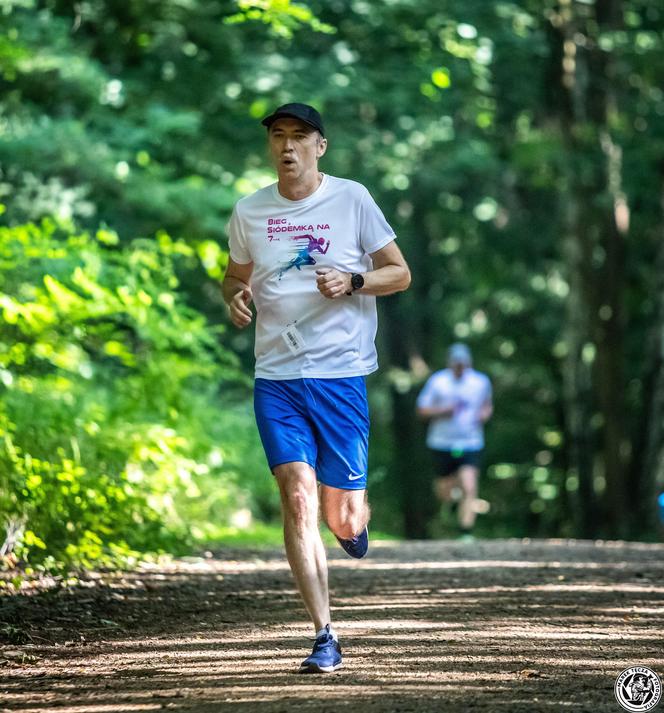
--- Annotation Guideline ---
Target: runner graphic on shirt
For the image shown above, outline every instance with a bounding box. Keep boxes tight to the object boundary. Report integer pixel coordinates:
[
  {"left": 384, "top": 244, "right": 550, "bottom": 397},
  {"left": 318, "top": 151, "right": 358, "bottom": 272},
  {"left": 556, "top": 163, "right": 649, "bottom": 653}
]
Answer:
[{"left": 278, "top": 234, "right": 330, "bottom": 280}]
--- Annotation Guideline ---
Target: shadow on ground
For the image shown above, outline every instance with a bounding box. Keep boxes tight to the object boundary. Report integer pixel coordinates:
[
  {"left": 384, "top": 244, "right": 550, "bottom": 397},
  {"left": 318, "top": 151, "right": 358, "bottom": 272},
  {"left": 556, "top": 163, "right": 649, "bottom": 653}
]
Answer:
[{"left": 1, "top": 539, "right": 663, "bottom": 712}]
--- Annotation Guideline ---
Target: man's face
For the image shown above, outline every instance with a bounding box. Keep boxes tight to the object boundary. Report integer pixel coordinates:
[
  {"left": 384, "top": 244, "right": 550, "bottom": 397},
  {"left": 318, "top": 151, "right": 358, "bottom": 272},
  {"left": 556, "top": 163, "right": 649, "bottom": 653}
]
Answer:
[
  {"left": 268, "top": 118, "right": 327, "bottom": 180},
  {"left": 450, "top": 360, "right": 467, "bottom": 378}
]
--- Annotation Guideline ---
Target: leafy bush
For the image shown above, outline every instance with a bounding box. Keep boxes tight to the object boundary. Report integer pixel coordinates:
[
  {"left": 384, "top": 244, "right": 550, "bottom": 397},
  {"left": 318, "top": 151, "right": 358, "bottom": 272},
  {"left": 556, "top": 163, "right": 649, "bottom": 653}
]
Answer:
[{"left": 0, "top": 215, "right": 274, "bottom": 569}]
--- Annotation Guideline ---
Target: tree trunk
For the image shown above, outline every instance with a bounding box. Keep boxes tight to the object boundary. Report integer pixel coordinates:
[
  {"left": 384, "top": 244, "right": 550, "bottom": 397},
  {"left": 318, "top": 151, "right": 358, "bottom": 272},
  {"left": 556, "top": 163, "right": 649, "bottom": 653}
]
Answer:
[
  {"left": 560, "top": 194, "right": 598, "bottom": 537},
  {"left": 379, "top": 183, "right": 440, "bottom": 539},
  {"left": 631, "top": 178, "right": 664, "bottom": 533},
  {"left": 380, "top": 294, "right": 432, "bottom": 539},
  {"left": 551, "top": 0, "right": 628, "bottom": 536}
]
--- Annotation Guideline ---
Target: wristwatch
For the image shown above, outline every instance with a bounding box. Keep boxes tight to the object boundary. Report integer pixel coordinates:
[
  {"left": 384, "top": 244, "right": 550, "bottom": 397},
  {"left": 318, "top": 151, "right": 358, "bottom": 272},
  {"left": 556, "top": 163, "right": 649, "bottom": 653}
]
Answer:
[{"left": 346, "top": 273, "right": 365, "bottom": 295}]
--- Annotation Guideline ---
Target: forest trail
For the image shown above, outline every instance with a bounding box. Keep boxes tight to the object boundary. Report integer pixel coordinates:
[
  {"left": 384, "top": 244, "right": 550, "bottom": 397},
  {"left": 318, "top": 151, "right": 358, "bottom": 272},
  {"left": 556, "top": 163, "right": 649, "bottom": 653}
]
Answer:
[{"left": 1, "top": 539, "right": 663, "bottom": 712}]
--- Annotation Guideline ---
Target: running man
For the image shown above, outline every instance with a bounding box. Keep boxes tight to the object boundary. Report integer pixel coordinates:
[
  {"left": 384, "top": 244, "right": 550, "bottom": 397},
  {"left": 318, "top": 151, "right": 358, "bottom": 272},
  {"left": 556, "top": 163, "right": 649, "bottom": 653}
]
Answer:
[
  {"left": 278, "top": 234, "right": 330, "bottom": 279},
  {"left": 416, "top": 343, "right": 493, "bottom": 539},
  {"left": 222, "top": 103, "right": 410, "bottom": 673}
]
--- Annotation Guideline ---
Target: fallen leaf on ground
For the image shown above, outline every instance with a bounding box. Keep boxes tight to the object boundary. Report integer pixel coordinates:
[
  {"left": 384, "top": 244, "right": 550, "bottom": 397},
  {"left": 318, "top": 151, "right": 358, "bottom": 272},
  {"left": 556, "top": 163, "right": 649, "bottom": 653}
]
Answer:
[
  {"left": 1, "top": 649, "right": 40, "bottom": 664},
  {"left": 518, "top": 669, "right": 545, "bottom": 678}
]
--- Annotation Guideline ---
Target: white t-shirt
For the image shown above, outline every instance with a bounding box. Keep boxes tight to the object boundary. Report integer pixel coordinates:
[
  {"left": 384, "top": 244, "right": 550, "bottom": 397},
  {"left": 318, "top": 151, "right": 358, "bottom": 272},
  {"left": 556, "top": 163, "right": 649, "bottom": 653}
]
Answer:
[
  {"left": 228, "top": 174, "right": 396, "bottom": 379},
  {"left": 416, "top": 368, "right": 492, "bottom": 451}
]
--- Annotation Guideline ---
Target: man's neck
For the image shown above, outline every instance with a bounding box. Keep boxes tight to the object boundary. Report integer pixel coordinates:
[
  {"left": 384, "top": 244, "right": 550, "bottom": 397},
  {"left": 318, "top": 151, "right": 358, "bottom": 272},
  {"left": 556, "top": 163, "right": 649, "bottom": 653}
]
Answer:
[{"left": 278, "top": 171, "right": 323, "bottom": 201}]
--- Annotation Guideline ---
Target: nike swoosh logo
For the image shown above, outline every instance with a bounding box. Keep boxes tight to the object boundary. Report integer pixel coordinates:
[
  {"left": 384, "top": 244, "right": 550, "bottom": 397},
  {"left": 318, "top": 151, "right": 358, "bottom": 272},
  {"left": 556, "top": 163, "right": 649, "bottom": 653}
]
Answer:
[{"left": 348, "top": 473, "right": 364, "bottom": 481}]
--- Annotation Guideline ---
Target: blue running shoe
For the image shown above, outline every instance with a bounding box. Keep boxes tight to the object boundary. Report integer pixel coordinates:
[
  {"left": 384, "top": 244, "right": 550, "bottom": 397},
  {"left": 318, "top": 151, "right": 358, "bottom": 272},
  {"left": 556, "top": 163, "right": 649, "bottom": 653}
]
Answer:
[
  {"left": 335, "top": 526, "right": 368, "bottom": 559},
  {"left": 299, "top": 625, "right": 342, "bottom": 673}
]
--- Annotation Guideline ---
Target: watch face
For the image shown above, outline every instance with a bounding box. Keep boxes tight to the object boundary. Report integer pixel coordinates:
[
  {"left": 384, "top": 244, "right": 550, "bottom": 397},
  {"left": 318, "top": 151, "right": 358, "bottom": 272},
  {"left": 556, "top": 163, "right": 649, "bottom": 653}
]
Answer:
[{"left": 351, "top": 273, "right": 364, "bottom": 290}]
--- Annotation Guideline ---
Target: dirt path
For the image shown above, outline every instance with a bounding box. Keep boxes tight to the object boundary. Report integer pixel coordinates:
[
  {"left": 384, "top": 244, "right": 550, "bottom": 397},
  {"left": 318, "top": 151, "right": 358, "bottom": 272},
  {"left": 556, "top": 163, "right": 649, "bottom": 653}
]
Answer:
[{"left": 1, "top": 539, "right": 663, "bottom": 712}]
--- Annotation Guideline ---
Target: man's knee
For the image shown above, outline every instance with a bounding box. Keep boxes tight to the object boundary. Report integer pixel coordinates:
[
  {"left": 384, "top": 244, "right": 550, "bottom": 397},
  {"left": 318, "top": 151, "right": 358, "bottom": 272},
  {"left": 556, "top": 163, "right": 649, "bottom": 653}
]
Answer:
[
  {"left": 460, "top": 485, "right": 478, "bottom": 503},
  {"left": 324, "top": 504, "right": 367, "bottom": 540},
  {"left": 283, "top": 487, "right": 316, "bottom": 522},
  {"left": 459, "top": 468, "right": 479, "bottom": 498},
  {"left": 326, "top": 516, "right": 360, "bottom": 541},
  {"left": 434, "top": 476, "right": 454, "bottom": 500},
  {"left": 275, "top": 465, "right": 317, "bottom": 529}
]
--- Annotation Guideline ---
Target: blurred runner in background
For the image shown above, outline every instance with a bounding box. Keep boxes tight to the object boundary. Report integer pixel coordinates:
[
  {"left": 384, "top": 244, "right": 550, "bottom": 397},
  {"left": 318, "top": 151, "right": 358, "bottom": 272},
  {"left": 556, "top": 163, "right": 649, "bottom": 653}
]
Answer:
[{"left": 416, "top": 343, "right": 493, "bottom": 540}]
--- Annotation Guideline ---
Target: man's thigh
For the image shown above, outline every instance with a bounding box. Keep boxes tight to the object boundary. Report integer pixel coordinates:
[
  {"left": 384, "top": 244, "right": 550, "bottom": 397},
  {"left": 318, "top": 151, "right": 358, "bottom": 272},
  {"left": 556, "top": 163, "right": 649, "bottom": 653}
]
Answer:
[
  {"left": 319, "top": 484, "right": 368, "bottom": 523},
  {"left": 433, "top": 473, "right": 459, "bottom": 500},
  {"left": 457, "top": 465, "right": 479, "bottom": 496},
  {"left": 457, "top": 451, "right": 482, "bottom": 494},
  {"left": 305, "top": 377, "right": 369, "bottom": 491},
  {"left": 254, "top": 378, "right": 318, "bottom": 473}
]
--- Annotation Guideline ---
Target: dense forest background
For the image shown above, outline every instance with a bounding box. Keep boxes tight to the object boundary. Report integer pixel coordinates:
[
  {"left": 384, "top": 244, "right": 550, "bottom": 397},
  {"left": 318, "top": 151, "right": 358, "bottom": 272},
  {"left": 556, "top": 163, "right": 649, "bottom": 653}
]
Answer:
[{"left": 1, "top": 0, "right": 663, "bottom": 570}]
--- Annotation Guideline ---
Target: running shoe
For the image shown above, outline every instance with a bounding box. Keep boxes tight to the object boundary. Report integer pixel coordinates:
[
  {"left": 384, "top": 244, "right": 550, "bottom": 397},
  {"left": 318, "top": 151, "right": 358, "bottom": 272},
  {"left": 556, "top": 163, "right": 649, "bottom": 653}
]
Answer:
[
  {"left": 335, "top": 526, "right": 369, "bottom": 559},
  {"left": 299, "top": 625, "right": 343, "bottom": 673}
]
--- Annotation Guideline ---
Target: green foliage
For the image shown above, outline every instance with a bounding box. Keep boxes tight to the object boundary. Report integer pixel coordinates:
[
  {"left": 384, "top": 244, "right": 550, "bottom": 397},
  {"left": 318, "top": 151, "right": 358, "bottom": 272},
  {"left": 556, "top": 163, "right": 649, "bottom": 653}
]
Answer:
[
  {"left": 0, "top": 216, "right": 274, "bottom": 569},
  {"left": 225, "top": 0, "right": 336, "bottom": 38},
  {"left": 0, "top": 0, "right": 662, "bottom": 549}
]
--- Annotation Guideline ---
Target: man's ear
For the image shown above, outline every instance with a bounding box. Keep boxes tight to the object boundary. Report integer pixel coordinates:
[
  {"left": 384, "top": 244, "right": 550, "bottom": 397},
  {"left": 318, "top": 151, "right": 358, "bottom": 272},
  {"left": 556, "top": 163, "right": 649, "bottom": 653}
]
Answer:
[{"left": 317, "top": 137, "right": 328, "bottom": 159}]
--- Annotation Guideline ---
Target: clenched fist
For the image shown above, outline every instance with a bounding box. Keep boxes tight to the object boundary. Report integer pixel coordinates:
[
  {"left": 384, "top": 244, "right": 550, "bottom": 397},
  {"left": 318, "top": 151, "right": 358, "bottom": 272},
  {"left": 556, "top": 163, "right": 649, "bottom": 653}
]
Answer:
[
  {"left": 229, "top": 287, "right": 253, "bottom": 328},
  {"left": 315, "top": 268, "right": 351, "bottom": 299}
]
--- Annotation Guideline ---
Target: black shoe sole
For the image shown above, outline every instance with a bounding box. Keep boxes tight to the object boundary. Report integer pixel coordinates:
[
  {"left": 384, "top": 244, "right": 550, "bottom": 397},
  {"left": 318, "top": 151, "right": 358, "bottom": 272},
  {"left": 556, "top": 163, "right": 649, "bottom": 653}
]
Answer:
[{"left": 298, "top": 662, "right": 343, "bottom": 673}]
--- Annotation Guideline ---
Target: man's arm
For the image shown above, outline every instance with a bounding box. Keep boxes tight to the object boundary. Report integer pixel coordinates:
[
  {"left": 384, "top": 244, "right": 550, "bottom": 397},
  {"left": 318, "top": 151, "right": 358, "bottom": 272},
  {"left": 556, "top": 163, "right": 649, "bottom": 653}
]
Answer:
[
  {"left": 417, "top": 404, "right": 456, "bottom": 420},
  {"left": 478, "top": 397, "right": 493, "bottom": 424},
  {"left": 316, "top": 240, "right": 411, "bottom": 299},
  {"left": 222, "top": 258, "right": 254, "bottom": 328},
  {"left": 415, "top": 375, "right": 454, "bottom": 420}
]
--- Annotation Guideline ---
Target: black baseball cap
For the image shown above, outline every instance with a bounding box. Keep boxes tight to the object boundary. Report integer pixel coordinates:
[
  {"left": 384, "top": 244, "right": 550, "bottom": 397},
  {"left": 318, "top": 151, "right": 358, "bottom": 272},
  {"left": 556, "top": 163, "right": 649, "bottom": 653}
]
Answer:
[{"left": 261, "top": 103, "right": 325, "bottom": 137}]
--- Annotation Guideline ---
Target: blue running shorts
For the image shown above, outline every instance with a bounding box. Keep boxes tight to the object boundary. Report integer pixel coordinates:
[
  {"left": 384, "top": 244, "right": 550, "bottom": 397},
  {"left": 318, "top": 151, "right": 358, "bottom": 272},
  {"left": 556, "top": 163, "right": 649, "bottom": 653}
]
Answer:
[{"left": 253, "top": 376, "right": 369, "bottom": 490}]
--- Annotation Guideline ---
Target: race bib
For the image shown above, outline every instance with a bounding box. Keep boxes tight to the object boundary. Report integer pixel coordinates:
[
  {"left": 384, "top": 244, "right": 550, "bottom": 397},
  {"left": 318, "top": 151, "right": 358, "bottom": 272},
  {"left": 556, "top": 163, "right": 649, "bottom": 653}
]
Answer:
[{"left": 281, "top": 324, "right": 305, "bottom": 355}]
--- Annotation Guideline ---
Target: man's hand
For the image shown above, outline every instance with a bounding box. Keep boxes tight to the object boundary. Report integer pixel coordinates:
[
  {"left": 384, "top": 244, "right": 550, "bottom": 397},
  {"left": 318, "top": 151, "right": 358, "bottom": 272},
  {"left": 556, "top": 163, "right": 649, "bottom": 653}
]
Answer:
[
  {"left": 229, "top": 287, "right": 253, "bottom": 328},
  {"left": 417, "top": 404, "right": 456, "bottom": 420},
  {"left": 315, "top": 268, "right": 351, "bottom": 299}
]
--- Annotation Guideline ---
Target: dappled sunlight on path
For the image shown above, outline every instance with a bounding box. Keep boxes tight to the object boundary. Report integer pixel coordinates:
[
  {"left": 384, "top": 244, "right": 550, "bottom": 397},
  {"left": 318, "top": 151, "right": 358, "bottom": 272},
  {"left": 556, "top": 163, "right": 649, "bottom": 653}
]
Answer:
[{"left": 1, "top": 539, "right": 663, "bottom": 712}]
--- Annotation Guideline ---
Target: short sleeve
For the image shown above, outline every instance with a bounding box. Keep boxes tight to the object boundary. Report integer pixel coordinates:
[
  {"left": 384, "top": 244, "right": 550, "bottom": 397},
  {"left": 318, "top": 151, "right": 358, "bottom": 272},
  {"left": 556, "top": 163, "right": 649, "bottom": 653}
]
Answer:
[
  {"left": 482, "top": 376, "right": 493, "bottom": 402},
  {"left": 359, "top": 187, "right": 396, "bottom": 255},
  {"left": 416, "top": 375, "right": 439, "bottom": 409},
  {"left": 228, "top": 204, "right": 252, "bottom": 265}
]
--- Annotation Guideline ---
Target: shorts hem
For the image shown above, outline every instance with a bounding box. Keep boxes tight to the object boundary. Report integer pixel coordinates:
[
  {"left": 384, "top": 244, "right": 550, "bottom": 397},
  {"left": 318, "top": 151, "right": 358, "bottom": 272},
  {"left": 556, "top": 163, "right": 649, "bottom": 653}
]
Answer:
[
  {"left": 268, "top": 460, "right": 367, "bottom": 490},
  {"left": 428, "top": 446, "right": 483, "bottom": 453},
  {"left": 317, "top": 479, "right": 367, "bottom": 491},
  {"left": 268, "top": 457, "right": 316, "bottom": 474}
]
